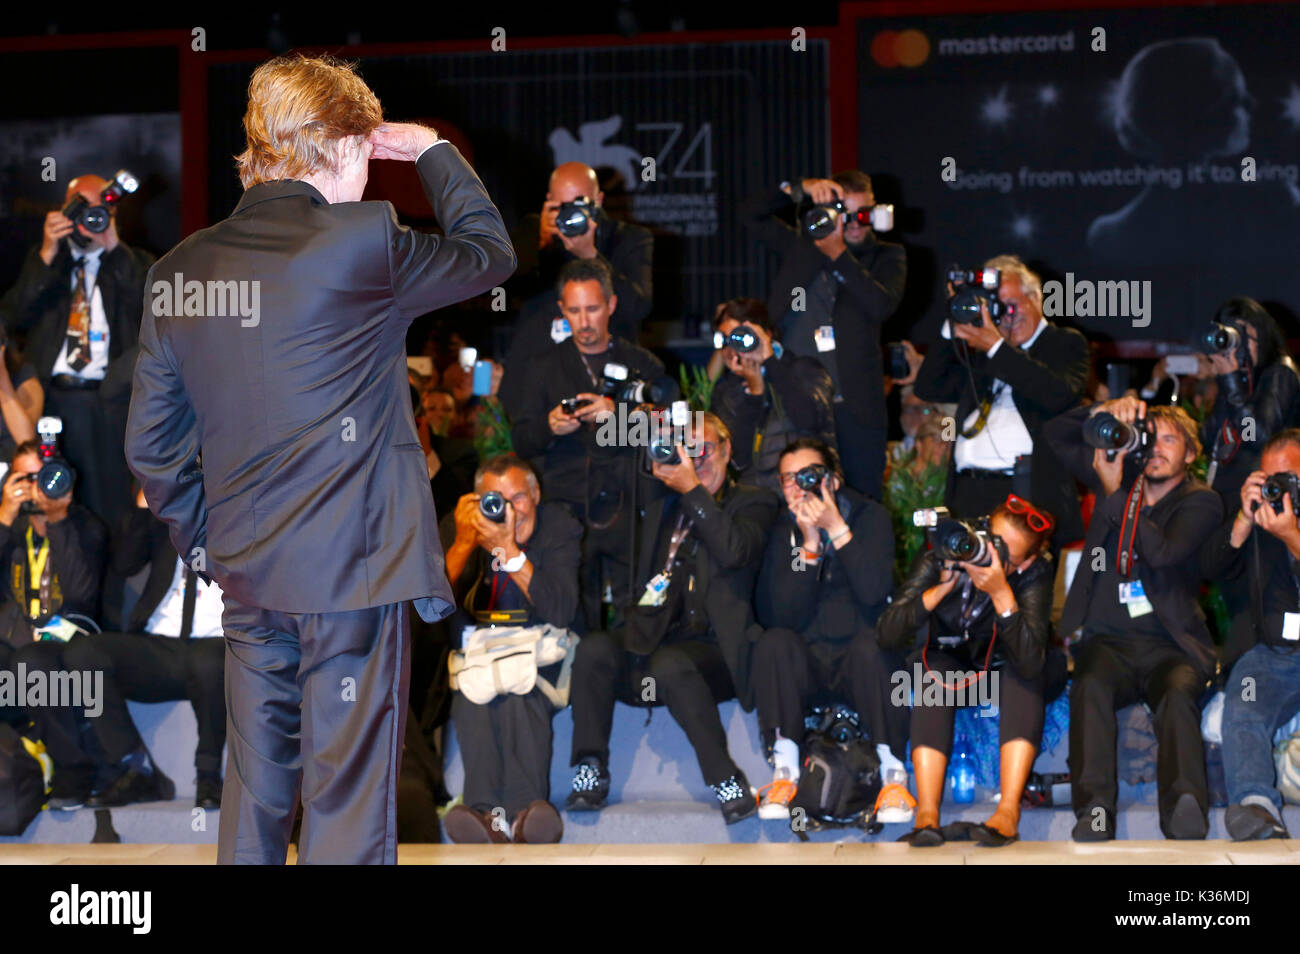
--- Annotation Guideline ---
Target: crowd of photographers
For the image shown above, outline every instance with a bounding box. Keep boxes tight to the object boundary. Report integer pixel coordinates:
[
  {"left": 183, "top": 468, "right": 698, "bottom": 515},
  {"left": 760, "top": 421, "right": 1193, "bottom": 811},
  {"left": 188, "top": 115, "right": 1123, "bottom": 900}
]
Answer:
[{"left": 2, "top": 158, "right": 1298, "bottom": 850}]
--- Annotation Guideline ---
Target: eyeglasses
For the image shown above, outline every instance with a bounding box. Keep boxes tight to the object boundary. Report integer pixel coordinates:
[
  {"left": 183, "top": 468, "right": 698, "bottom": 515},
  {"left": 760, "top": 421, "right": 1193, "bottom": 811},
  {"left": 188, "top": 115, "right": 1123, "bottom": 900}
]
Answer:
[{"left": 1005, "top": 494, "right": 1053, "bottom": 533}]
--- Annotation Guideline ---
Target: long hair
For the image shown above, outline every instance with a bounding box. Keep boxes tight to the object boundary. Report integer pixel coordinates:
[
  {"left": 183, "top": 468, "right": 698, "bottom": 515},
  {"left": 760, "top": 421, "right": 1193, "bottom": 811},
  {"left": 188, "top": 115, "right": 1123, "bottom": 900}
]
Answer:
[{"left": 1213, "top": 296, "right": 1287, "bottom": 371}]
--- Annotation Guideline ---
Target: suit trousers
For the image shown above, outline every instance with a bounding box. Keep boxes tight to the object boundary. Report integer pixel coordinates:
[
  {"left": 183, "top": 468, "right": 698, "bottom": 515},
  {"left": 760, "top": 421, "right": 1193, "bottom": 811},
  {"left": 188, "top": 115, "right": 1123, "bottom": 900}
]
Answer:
[
  {"left": 62, "top": 632, "right": 225, "bottom": 776},
  {"left": 1070, "top": 631, "right": 1210, "bottom": 837},
  {"left": 218, "top": 596, "right": 410, "bottom": 865},
  {"left": 452, "top": 685, "right": 554, "bottom": 819},
  {"left": 570, "top": 629, "right": 738, "bottom": 786},
  {"left": 45, "top": 384, "right": 131, "bottom": 530},
  {"left": 750, "top": 626, "right": 910, "bottom": 760},
  {"left": 833, "top": 406, "right": 885, "bottom": 502}
]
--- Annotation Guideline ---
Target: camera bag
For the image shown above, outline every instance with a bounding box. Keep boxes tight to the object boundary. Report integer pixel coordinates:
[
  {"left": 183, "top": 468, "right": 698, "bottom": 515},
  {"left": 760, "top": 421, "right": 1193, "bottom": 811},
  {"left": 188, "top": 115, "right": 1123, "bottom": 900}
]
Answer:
[{"left": 449, "top": 624, "right": 578, "bottom": 709}]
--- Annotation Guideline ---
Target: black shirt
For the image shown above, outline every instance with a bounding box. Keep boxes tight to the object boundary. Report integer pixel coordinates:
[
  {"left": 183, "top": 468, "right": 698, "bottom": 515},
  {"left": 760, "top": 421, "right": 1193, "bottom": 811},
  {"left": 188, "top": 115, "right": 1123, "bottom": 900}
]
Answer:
[{"left": 1085, "top": 524, "right": 1175, "bottom": 643}]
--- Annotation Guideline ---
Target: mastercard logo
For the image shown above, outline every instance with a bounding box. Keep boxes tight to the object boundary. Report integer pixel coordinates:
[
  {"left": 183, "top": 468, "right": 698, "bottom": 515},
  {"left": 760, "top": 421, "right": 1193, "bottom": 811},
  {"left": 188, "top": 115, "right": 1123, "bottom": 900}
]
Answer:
[{"left": 871, "top": 29, "right": 931, "bottom": 68}]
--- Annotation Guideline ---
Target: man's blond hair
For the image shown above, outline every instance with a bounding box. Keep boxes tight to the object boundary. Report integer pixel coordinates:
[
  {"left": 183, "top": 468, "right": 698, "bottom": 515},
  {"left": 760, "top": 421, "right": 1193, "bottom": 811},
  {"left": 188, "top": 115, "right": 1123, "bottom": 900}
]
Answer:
[
  {"left": 983, "top": 254, "right": 1042, "bottom": 304},
  {"left": 235, "top": 54, "right": 383, "bottom": 188}
]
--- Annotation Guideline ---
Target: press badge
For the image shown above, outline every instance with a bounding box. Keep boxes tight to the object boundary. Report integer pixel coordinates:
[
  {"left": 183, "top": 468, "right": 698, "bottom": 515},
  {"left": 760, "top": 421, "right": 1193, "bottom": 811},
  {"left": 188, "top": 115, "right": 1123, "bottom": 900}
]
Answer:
[
  {"left": 814, "top": 325, "right": 836, "bottom": 352},
  {"left": 1119, "top": 580, "right": 1154, "bottom": 618},
  {"left": 638, "top": 572, "right": 670, "bottom": 607},
  {"left": 1283, "top": 613, "right": 1300, "bottom": 642},
  {"left": 550, "top": 318, "right": 572, "bottom": 343}
]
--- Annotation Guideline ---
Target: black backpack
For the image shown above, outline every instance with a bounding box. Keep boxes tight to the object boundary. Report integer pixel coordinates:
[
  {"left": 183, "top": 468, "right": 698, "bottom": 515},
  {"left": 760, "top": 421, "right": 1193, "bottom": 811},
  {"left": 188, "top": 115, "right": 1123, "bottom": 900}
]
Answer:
[
  {"left": 0, "top": 723, "right": 45, "bottom": 836},
  {"left": 789, "top": 705, "right": 884, "bottom": 837}
]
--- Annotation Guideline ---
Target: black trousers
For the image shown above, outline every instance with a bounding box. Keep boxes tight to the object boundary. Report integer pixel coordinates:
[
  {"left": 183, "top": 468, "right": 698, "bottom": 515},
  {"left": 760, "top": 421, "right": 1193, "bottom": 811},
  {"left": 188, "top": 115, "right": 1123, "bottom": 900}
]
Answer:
[
  {"left": 833, "top": 407, "right": 886, "bottom": 501},
  {"left": 1070, "top": 632, "right": 1210, "bottom": 836},
  {"left": 6, "top": 640, "right": 103, "bottom": 791},
  {"left": 948, "top": 471, "right": 1013, "bottom": 523},
  {"left": 61, "top": 632, "right": 225, "bottom": 776},
  {"left": 0, "top": 640, "right": 22, "bottom": 726},
  {"left": 570, "top": 629, "right": 738, "bottom": 786},
  {"left": 452, "top": 686, "right": 554, "bottom": 820},
  {"left": 750, "top": 626, "right": 910, "bottom": 760},
  {"left": 908, "top": 648, "right": 1047, "bottom": 756},
  {"left": 578, "top": 518, "right": 633, "bottom": 633},
  {"left": 218, "top": 596, "right": 410, "bottom": 865},
  {"left": 45, "top": 384, "right": 131, "bottom": 530}
]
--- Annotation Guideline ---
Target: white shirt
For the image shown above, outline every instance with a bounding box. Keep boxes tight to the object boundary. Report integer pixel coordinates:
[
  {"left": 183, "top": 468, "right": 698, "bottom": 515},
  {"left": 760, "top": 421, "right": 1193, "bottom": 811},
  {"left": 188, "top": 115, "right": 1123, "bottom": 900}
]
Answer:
[
  {"left": 953, "top": 318, "right": 1047, "bottom": 473},
  {"left": 51, "top": 245, "right": 110, "bottom": 381},
  {"left": 145, "top": 556, "right": 225, "bottom": 639}
]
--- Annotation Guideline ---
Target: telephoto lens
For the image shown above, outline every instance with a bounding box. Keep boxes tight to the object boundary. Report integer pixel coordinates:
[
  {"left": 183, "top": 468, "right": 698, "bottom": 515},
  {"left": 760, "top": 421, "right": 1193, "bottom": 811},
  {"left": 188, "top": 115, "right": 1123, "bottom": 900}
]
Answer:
[
  {"left": 1081, "top": 411, "right": 1147, "bottom": 459},
  {"left": 800, "top": 201, "right": 844, "bottom": 239},
  {"left": 794, "top": 464, "right": 829, "bottom": 492},
  {"left": 478, "top": 491, "right": 507, "bottom": 523},
  {"left": 1196, "top": 322, "right": 1242, "bottom": 356}
]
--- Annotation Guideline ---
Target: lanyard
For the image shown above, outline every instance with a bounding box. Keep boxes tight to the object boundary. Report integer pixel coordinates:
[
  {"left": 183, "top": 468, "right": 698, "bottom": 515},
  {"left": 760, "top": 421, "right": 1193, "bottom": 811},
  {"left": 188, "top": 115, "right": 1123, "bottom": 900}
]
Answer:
[
  {"left": 661, "top": 513, "right": 693, "bottom": 578},
  {"left": 25, "top": 526, "right": 51, "bottom": 618},
  {"left": 1117, "top": 475, "right": 1146, "bottom": 578}
]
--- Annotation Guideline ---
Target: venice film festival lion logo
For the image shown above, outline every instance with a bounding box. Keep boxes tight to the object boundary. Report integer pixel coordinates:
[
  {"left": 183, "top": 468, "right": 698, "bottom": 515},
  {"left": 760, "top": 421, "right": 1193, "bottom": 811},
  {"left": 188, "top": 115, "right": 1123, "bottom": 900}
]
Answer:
[{"left": 548, "top": 116, "right": 643, "bottom": 190}]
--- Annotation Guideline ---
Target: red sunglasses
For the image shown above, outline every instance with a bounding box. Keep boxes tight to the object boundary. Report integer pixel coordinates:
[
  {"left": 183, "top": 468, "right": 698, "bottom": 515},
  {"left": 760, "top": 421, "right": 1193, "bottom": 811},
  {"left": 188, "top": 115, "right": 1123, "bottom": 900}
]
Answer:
[{"left": 1005, "top": 494, "right": 1054, "bottom": 533}]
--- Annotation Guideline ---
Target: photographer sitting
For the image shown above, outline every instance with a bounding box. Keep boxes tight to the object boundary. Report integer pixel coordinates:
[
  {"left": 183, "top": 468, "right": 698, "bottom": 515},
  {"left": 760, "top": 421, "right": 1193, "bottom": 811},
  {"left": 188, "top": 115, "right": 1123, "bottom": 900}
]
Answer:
[
  {"left": 1201, "top": 429, "right": 1300, "bottom": 841},
  {"left": 0, "top": 438, "right": 108, "bottom": 807},
  {"left": 511, "top": 258, "right": 676, "bottom": 631},
  {"left": 441, "top": 454, "right": 582, "bottom": 844},
  {"left": 915, "top": 255, "right": 1089, "bottom": 552},
  {"left": 1045, "top": 397, "right": 1223, "bottom": 841},
  {"left": 56, "top": 487, "right": 225, "bottom": 809},
  {"left": 742, "top": 172, "right": 906, "bottom": 499},
  {"left": 879, "top": 497, "right": 1060, "bottom": 846},
  {"left": 0, "top": 174, "right": 154, "bottom": 528},
  {"left": 709, "top": 298, "right": 836, "bottom": 495},
  {"left": 750, "top": 439, "right": 898, "bottom": 818},
  {"left": 566, "top": 413, "right": 778, "bottom": 823},
  {"left": 499, "top": 161, "right": 653, "bottom": 419}
]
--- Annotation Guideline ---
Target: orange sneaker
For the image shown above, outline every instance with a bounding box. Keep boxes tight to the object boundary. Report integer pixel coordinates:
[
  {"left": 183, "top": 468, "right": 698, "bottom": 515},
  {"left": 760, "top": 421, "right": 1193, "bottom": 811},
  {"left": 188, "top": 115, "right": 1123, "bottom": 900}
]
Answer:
[
  {"left": 758, "top": 776, "right": 798, "bottom": 820},
  {"left": 874, "top": 782, "right": 917, "bottom": 825}
]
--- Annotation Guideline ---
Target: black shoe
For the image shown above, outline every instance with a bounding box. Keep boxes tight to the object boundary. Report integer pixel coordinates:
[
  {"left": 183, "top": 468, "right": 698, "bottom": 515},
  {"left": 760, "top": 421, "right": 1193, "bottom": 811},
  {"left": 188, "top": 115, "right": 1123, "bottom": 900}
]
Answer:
[
  {"left": 1225, "top": 803, "right": 1290, "bottom": 842},
  {"left": 46, "top": 771, "right": 94, "bottom": 811},
  {"left": 897, "top": 826, "right": 944, "bottom": 847},
  {"left": 1072, "top": 807, "right": 1115, "bottom": 842},
  {"left": 972, "top": 822, "right": 1019, "bottom": 847},
  {"left": 940, "top": 821, "right": 977, "bottom": 842},
  {"left": 86, "top": 768, "right": 176, "bottom": 808},
  {"left": 565, "top": 757, "right": 610, "bottom": 811},
  {"left": 195, "top": 775, "right": 222, "bottom": 810},
  {"left": 711, "top": 771, "right": 757, "bottom": 825},
  {"left": 1164, "top": 792, "right": 1208, "bottom": 840}
]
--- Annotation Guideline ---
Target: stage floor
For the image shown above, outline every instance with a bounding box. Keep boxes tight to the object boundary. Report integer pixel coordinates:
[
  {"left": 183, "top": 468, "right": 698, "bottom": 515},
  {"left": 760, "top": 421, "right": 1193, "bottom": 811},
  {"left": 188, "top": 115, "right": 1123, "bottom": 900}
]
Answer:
[{"left": 2, "top": 840, "right": 1298, "bottom": 865}]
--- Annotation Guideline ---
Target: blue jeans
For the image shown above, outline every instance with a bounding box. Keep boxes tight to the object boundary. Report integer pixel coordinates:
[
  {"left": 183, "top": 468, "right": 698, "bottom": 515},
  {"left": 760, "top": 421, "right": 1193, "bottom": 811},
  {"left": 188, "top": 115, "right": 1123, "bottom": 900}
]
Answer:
[{"left": 1222, "top": 643, "right": 1300, "bottom": 810}]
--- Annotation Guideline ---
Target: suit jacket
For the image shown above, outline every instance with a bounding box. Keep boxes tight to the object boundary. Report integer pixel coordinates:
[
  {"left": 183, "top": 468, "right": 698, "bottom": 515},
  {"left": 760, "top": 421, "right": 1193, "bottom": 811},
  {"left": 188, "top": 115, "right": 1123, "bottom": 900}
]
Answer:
[
  {"left": 126, "top": 143, "right": 516, "bottom": 623},
  {"left": 633, "top": 479, "right": 779, "bottom": 710},
  {"left": 741, "top": 187, "right": 907, "bottom": 430},
  {"left": 914, "top": 320, "right": 1090, "bottom": 545},
  {"left": 0, "top": 241, "right": 154, "bottom": 397},
  {"left": 1046, "top": 403, "right": 1223, "bottom": 680},
  {"left": 108, "top": 505, "right": 180, "bottom": 633}
]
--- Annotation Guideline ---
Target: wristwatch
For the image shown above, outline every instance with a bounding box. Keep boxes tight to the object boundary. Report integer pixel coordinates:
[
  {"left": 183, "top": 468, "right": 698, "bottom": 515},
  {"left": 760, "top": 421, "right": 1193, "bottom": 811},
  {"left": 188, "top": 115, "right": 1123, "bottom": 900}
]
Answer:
[{"left": 501, "top": 552, "right": 527, "bottom": 573}]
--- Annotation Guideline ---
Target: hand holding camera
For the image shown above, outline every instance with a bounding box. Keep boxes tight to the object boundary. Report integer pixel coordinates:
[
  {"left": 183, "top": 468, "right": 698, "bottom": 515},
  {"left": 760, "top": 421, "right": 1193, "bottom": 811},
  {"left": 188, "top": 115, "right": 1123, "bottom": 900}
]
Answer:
[
  {"left": 1087, "top": 398, "right": 1150, "bottom": 492},
  {"left": 650, "top": 443, "right": 701, "bottom": 495},
  {"left": 452, "top": 490, "right": 517, "bottom": 555},
  {"left": 40, "top": 211, "right": 77, "bottom": 265},
  {"left": 543, "top": 196, "right": 598, "bottom": 259}
]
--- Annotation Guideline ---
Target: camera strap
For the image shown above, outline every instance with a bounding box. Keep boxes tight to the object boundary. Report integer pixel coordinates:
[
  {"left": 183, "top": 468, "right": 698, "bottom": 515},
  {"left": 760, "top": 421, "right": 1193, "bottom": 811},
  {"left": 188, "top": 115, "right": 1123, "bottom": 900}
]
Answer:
[
  {"left": 1116, "top": 475, "right": 1146, "bottom": 578},
  {"left": 24, "top": 526, "right": 52, "bottom": 619}
]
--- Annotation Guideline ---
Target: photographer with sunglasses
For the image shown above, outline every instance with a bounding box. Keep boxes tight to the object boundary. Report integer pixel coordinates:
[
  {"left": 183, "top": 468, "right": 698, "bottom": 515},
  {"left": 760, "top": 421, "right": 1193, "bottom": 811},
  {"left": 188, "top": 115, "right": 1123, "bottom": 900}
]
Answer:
[
  {"left": 749, "top": 438, "right": 898, "bottom": 818},
  {"left": 878, "top": 495, "right": 1061, "bottom": 847}
]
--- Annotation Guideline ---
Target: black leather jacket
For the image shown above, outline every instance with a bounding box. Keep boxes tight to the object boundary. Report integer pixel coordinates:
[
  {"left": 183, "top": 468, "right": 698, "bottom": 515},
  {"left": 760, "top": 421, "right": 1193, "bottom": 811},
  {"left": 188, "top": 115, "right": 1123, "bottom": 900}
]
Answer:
[
  {"left": 1203, "top": 356, "right": 1300, "bottom": 505},
  {"left": 877, "top": 549, "right": 1055, "bottom": 681}
]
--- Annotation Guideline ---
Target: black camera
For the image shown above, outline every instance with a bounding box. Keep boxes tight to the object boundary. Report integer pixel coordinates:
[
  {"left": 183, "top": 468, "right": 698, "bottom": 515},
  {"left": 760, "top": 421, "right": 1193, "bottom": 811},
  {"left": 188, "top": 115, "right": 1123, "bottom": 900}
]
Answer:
[
  {"left": 918, "top": 511, "right": 1008, "bottom": 568},
  {"left": 645, "top": 401, "right": 694, "bottom": 468},
  {"left": 947, "top": 266, "right": 1009, "bottom": 326},
  {"left": 713, "top": 323, "right": 760, "bottom": 353},
  {"left": 1082, "top": 411, "right": 1151, "bottom": 462},
  {"left": 602, "top": 362, "right": 670, "bottom": 404},
  {"left": 800, "top": 199, "right": 847, "bottom": 239},
  {"left": 555, "top": 197, "right": 597, "bottom": 238},
  {"left": 19, "top": 417, "right": 76, "bottom": 514},
  {"left": 887, "top": 342, "right": 909, "bottom": 380},
  {"left": 1261, "top": 472, "right": 1300, "bottom": 516},
  {"left": 793, "top": 463, "right": 830, "bottom": 493},
  {"left": 61, "top": 169, "right": 138, "bottom": 249},
  {"left": 1194, "top": 320, "right": 1252, "bottom": 406},
  {"left": 1195, "top": 322, "right": 1242, "bottom": 357},
  {"left": 478, "top": 491, "right": 507, "bottom": 523},
  {"left": 560, "top": 396, "right": 593, "bottom": 415}
]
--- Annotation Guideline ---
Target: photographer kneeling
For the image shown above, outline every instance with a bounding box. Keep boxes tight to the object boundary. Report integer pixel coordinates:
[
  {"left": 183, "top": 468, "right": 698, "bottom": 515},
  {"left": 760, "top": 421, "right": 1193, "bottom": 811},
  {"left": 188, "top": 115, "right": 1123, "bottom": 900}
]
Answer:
[
  {"left": 1045, "top": 397, "right": 1222, "bottom": 841},
  {"left": 441, "top": 454, "right": 582, "bottom": 844},
  {"left": 878, "top": 497, "right": 1060, "bottom": 846},
  {"left": 750, "top": 439, "right": 899, "bottom": 818}
]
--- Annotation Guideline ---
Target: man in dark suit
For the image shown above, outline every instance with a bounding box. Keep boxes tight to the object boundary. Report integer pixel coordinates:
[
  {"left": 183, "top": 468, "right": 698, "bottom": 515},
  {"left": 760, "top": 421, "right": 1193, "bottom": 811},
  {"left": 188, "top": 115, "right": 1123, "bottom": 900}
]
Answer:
[
  {"left": 566, "top": 412, "right": 779, "bottom": 823},
  {"left": 125, "top": 55, "right": 515, "bottom": 864},
  {"left": 0, "top": 175, "right": 154, "bottom": 528},
  {"left": 742, "top": 171, "right": 906, "bottom": 500},
  {"left": 498, "top": 162, "right": 653, "bottom": 420},
  {"left": 1045, "top": 398, "right": 1222, "bottom": 841},
  {"left": 915, "top": 254, "right": 1089, "bottom": 550}
]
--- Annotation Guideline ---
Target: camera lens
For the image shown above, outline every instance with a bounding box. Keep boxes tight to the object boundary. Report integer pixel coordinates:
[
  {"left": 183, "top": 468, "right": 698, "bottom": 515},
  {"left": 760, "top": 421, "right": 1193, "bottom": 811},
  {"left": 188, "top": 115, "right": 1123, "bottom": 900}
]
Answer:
[
  {"left": 948, "top": 287, "right": 984, "bottom": 324},
  {"left": 648, "top": 437, "right": 680, "bottom": 466},
  {"left": 727, "top": 325, "right": 759, "bottom": 353},
  {"left": 36, "top": 461, "right": 75, "bottom": 499},
  {"left": 801, "top": 205, "right": 838, "bottom": 239},
  {"left": 794, "top": 464, "right": 827, "bottom": 492},
  {"left": 478, "top": 491, "right": 506, "bottom": 523},
  {"left": 82, "top": 206, "right": 110, "bottom": 233}
]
